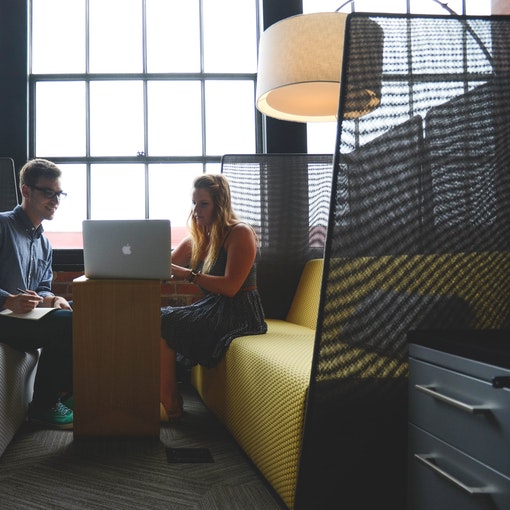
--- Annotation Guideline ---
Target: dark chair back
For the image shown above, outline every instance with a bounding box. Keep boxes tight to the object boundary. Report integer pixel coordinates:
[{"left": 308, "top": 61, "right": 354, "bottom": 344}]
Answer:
[{"left": 0, "top": 158, "right": 19, "bottom": 212}]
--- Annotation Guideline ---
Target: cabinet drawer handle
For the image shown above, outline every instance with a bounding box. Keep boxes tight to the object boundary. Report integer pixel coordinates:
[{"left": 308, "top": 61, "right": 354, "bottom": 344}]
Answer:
[
  {"left": 492, "top": 376, "right": 510, "bottom": 389},
  {"left": 415, "top": 384, "right": 491, "bottom": 414},
  {"left": 414, "top": 454, "right": 493, "bottom": 496}
]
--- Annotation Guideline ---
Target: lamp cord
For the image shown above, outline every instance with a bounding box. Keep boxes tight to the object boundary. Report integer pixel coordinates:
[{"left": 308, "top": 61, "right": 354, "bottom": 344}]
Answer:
[{"left": 334, "top": 0, "right": 494, "bottom": 71}]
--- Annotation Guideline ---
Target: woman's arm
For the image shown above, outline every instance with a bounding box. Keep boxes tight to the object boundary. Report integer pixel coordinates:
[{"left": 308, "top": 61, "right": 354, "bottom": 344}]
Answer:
[
  {"left": 170, "top": 236, "right": 193, "bottom": 267},
  {"left": 170, "top": 235, "right": 195, "bottom": 280},
  {"left": 172, "top": 224, "right": 257, "bottom": 297}
]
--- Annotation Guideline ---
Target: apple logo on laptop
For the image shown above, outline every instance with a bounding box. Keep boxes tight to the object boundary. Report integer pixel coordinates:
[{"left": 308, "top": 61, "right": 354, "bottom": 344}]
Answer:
[{"left": 122, "top": 243, "right": 132, "bottom": 255}]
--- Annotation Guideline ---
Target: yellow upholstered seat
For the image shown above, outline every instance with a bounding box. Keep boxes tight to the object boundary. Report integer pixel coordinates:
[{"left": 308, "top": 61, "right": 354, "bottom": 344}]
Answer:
[{"left": 192, "top": 259, "right": 322, "bottom": 510}]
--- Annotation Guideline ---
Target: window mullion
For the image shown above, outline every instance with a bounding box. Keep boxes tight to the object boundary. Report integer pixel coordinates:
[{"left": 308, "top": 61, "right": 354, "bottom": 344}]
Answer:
[
  {"left": 86, "top": 0, "right": 91, "bottom": 218},
  {"left": 142, "top": 0, "right": 149, "bottom": 217},
  {"left": 199, "top": 0, "right": 207, "bottom": 170}
]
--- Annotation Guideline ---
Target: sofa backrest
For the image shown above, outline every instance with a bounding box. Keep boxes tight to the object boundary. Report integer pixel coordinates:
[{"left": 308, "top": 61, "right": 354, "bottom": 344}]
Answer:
[
  {"left": 285, "top": 258, "right": 323, "bottom": 330},
  {"left": 222, "top": 154, "right": 333, "bottom": 320}
]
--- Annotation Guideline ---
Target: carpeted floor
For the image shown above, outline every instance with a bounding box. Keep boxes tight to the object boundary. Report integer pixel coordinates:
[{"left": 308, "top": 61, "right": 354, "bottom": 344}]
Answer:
[{"left": 0, "top": 384, "right": 286, "bottom": 510}]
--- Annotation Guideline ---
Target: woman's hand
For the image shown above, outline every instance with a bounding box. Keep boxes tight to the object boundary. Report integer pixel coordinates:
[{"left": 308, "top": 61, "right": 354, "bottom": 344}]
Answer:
[{"left": 171, "top": 264, "right": 192, "bottom": 282}]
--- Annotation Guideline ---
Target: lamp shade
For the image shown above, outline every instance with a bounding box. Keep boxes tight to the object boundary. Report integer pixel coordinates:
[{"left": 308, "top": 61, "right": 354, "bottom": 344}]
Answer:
[{"left": 256, "top": 12, "right": 383, "bottom": 122}]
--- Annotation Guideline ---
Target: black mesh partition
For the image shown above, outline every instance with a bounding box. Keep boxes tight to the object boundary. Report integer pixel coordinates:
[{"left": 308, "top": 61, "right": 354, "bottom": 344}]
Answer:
[
  {"left": 221, "top": 153, "right": 334, "bottom": 319},
  {"left": 296, "top": 14, "right": 510, "bottom": 509}
]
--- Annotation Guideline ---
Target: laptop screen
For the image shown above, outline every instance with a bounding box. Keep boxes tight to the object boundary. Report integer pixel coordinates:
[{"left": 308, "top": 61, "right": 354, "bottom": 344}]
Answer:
[{"left": 82, "top": 219, "right": 171, "bottom": 280}]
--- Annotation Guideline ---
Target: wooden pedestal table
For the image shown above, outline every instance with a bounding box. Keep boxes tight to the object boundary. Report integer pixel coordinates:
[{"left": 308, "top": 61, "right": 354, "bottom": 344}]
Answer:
[{"left": 72, "top": 276, "right": 161, "bottom": 438}]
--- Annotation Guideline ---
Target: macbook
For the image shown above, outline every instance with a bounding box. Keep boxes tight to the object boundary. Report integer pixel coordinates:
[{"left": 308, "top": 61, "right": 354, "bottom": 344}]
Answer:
[{"left": 82, "top": 219, "right": 171, "bottom": 280}]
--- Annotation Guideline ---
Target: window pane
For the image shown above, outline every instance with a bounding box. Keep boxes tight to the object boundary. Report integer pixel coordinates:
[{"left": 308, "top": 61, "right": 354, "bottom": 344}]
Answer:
[
  {"left": 147, "top": 81, "right": 202, "bottom": 156},
  {"left": 146, "top": 0, "right": 200, "bottom": 72},
  {"left": 205, "top": 81, "right": 256, "bottom": 155},
  {"left": 149, "top": 163, "right": 201, "bottom": 246},
  {"left": 465, "top": 0, "right": 491, "bottom": 15},
  {"left": 203, "top": 0, "right": 257, "bottom": 72},
  {"left": 90, "top": 81, "right": 144, "bottom": 156},
  {"left": 409, "top": 0, "right": 464, "bottom": 14},
  {"left": 89, "top": 0, "right": 142, "bottom": 73},
  {"left": 31, "top": 0, "right": 85, "bottom": 73},
  {"left": 303, "top": 0, "right": 350, "bottom": 12},
  {"left": 44, "top": 164, "right": 87, "bottom": 249},
  {"left": 90, "top": 164, "right": 145, "bottom": 218},
  {"left": 205, "top": 163, "right": 221, "bottom": 174},
  {"left": 306, "top": 123, "right": 336, "bottom": 154},
  {"left": 352, "top": 0, "right": 408, "bottom": 13},
  {"left": 35, "top": 82, "right": 86, "bottom": 157}
]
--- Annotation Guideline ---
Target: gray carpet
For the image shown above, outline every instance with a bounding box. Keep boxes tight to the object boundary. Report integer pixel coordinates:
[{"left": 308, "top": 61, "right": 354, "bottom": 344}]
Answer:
[{"left": 0, "top": 385, "right": 286, "bottom": 509}]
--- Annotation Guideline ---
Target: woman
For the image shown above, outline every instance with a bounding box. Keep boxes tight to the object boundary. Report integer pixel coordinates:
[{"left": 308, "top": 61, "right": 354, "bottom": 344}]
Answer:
[{"left": 160, "top": 174, "right": 267, "bottom": 420}]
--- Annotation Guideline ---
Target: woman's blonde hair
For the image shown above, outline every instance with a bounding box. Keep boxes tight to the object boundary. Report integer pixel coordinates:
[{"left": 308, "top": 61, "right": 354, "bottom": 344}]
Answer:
[{"left": 188, "top": 174, "right": 240, "bottom": 273}]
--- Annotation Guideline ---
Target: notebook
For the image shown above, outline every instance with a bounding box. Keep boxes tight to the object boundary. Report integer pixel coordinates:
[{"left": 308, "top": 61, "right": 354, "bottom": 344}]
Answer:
[{"left": 82, "top": 219, "right": 171, "bottom": 280}]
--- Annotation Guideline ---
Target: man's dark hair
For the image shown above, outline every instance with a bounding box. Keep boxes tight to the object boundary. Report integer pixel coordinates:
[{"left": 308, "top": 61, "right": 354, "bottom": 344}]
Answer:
[{"left": 19, "top": 158, "right": 61, "bottom": 187}]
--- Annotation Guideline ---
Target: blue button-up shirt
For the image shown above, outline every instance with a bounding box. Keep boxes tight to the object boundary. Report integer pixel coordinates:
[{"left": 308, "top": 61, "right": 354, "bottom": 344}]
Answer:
[{"left": 0, "top": 205, "right": 54, "bottom": 310}]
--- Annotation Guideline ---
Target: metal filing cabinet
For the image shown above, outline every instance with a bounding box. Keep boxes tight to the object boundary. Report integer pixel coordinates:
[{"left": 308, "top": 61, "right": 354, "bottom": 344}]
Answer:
[{"left": 407, "top": 331, "right": 510, "bottom": 510}]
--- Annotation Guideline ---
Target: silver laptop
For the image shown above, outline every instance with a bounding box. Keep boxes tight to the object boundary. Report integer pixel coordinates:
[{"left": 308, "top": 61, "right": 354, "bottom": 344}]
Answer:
[{"left": 82, "top": 219, "right": 171, "bottom": 280}]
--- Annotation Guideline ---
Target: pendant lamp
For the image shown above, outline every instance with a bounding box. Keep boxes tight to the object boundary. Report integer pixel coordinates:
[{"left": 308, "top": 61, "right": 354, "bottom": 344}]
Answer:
[{"left": 256, "top": 12, "right": 384, "bottom": 122}]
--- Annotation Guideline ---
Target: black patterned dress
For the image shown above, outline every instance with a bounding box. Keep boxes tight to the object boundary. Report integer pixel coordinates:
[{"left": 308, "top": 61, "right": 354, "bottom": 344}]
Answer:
[{"left": 161, "top": 246, "right": 267, "bottom": 368}]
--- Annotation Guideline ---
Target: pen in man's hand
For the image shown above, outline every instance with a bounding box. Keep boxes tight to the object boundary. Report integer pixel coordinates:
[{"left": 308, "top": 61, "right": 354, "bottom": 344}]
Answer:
[
  {"left": 16, "top": 288, "right": 43, "bottom": 303},
  {"left": 16, "top": 288, "right": 41, "bottom": 298}
]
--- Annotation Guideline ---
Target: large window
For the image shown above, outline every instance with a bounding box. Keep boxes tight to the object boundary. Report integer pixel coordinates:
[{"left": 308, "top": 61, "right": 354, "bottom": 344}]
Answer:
[
  {"left": 30, "top": 0, "right": 260, "bottom": 248},
  {"left": 30, "top": 0, "right": 494, "bottom": 250},
  {"left": 304, "top": 0, "right": 492, "bottom": 154}
]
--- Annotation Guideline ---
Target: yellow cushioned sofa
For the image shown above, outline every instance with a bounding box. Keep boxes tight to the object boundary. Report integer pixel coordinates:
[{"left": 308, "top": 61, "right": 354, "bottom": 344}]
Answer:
[{"left": 191, "top": 258, "right": 323, "bottom": 510}]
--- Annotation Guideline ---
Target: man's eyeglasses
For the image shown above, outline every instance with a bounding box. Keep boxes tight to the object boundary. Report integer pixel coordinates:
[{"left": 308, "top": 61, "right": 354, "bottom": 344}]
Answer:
[{"left": 29, "top": 185, "right": 67, "bottom": 201}]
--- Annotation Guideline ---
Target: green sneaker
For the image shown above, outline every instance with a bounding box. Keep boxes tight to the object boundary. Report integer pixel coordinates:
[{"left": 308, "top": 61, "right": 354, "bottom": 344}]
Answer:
[
  {"left": 62, "top": 395, "right": 73, "bottom": 411},
  {"left": 29, "top": 401, "right": 73, "bottom": 430}
]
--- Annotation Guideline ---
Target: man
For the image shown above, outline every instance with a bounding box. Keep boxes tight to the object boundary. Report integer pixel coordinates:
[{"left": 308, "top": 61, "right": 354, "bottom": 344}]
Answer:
[{"left": 0, "top": 158, "right": 73, "bottom": 429}]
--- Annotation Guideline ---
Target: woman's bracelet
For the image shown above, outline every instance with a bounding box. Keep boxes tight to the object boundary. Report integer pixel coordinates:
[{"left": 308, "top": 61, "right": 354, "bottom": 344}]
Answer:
[{"left": 188, "top": 269, "right": 201, "bottom": 283}]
